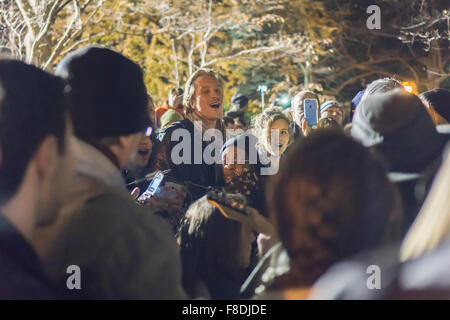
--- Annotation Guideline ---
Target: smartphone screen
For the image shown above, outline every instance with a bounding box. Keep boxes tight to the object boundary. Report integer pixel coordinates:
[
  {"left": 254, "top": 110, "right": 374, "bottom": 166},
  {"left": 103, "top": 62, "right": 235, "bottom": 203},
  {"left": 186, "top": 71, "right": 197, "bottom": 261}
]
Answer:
[
  {"left": 137, "top": 171, "right": 164, "bottom": 201},
  {"left": 148, "top": 172, "right": 164, "bottom": 195},
  {"left": 304, "top": 99, "right": 319, "bottom": 126}
]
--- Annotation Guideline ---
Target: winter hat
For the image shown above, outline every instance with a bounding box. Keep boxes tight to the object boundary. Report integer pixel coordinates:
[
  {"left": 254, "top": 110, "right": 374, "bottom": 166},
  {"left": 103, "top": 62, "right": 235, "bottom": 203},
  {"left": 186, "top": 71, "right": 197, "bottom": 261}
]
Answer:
[
  {"left": 320, "top": 100, "right": 343, "bottom": 114},
  {"left": 55, "top": 45, "right": 150, "bottom": 139},
  {"left": 230, "top": 93, "right": 249, "bottom": 111},
  {"left": 160, "top": 109, "right": 184, "bottom": 129},
  {"left": 350, "top": 90, "right": 365, "bottom": 121}
]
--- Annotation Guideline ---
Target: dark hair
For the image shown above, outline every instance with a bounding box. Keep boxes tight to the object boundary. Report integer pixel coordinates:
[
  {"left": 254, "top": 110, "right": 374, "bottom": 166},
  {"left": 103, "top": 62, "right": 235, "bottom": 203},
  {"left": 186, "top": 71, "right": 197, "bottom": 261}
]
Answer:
[
  {"left": 0, "top": 59, "right": 67, "bottom": 203},
  {"left": 168, "top": 87, "right": 184, "bottom": 106},
  {"left": 178, "top": 196, "right": 246, "bottom": 299},
  {"left": 226, "top": 112, "right": 247, "bottom": 128},
  {"left": 267, "top": 129, "right": 401, "bottom": 287},
  {"left": 223, "top": 116, "right": 234, "bottom": 127},
  {"left": 236, "top": 117, "right": 246, "bottom": 127},
  {"left": 420, "top": 89, "right": 450, "bottom": 123},
  {"left": 316, "top": 117, "right": 339, "bottom": 129}
]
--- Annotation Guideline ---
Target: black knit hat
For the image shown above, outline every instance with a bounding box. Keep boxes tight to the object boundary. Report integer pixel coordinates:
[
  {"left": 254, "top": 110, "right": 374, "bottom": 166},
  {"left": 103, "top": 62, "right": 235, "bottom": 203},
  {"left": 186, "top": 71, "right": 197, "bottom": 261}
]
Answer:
[{"left": 55, "top": 45, "right": 150, "bottom": 139}]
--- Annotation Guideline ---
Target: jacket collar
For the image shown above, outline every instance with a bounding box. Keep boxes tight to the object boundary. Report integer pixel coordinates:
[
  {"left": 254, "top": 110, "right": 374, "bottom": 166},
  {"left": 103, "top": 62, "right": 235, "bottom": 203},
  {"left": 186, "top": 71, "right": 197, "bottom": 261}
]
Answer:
[{"left": 72, "top": 138, "right": 125, "bottom": 189}]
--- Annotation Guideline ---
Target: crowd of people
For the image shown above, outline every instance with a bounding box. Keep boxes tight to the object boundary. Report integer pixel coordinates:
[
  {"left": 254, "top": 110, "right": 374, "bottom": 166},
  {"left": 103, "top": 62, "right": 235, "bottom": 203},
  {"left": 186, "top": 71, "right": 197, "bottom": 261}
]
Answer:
[{"left": 0, "top": 44, "right": 449, "bottom": 299}]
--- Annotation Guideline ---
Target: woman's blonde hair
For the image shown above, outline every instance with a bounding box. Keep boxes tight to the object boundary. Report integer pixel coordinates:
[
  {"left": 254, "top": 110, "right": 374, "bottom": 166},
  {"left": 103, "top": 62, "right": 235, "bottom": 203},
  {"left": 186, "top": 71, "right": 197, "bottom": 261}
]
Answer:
[
  {"left": 252, "top": 107, "right": 292, "bottom": 155},
  {"left": 183, "top": 68, "right": 224, "bottom": 115},
  {"left": 400, "top": 146, "right": 450, "bottom": 261}
]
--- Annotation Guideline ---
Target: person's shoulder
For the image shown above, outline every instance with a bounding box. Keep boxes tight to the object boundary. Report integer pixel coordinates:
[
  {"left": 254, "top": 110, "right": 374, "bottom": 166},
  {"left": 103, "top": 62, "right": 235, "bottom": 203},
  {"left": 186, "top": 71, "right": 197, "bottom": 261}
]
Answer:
[
  {"left": 0, "top": 251, "right": 55, "bottom": 299},
  {"left": 437, "top": 124, "right": 450, "bottom": 135},
  {"left": 311, "top": 244, "right": 402, "bottom": 300},
  {"left": 157, "top": 119, "right": 193, "bottom": 141},
  {"left": 67, "top": 183, "right": 176, "bottom": 253}
]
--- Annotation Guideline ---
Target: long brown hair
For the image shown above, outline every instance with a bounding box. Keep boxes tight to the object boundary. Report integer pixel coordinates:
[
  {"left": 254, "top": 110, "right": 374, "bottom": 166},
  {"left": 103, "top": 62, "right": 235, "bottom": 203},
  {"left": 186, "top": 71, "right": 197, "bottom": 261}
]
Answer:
[{"left": 266, "top": 129, "right": 402, "bottom": 287}]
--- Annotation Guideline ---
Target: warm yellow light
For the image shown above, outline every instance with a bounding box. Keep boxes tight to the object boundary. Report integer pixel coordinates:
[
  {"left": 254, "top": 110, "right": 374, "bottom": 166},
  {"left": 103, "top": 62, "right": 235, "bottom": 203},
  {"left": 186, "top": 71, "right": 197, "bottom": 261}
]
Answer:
[{"left": 401, "top": 81, "right": 416, "bottom": 94}]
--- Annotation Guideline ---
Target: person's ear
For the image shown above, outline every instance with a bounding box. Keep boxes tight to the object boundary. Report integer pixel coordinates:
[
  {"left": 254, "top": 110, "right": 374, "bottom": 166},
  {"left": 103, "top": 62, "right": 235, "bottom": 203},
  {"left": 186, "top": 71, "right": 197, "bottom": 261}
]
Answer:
[
  {"left": 33, "top": 136, "right": 59, "bottom": 180},
  {"left": 117, "top": 136, "right": 128, "bottom": 149},
  {"left": 189, "top": 95, "right": 197, "bottom": 110}
]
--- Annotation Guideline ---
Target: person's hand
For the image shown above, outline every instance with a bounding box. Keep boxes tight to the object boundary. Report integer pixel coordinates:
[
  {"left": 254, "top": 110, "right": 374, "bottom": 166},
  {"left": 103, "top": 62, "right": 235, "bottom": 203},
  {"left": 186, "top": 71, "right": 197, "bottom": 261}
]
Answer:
[
  {"left": 153, "top": 186, "right": 186, "bottom": 212},
  {"left": 130, "top": 187, "right": 141, "bottom": 200},
  {"left": 257, "top": 233, "right": 279, "bottom": 258},
  {"left": 141, "top": 196, "right": 170, "bottom": 213},
  {"left": 225, "top": 203, "right": 278, "bottom": 256},
  {"left": 138, "top": 185, "right": 186, "bottom": 214},
  {"left": 223, "top": 201, "right": 275, "bottom": 237},
  {"left": 245, "top": 207, "right": 276, "bottom": 237}
]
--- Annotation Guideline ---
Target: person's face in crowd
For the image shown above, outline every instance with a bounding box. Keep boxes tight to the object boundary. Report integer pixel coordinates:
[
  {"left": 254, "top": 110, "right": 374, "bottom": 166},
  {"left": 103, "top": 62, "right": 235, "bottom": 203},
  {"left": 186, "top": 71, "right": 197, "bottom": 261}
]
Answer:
[
  {"left": 239, "top": 104, "right": 248, "bottom": 113},
  {"left": 321, "top": 106, "right": 343, "bottom": 126},
  {"left": 236, "top": 223, "right": 256, "bottom": 268},
  {"left": 225, "top": 121, "right": 235, "bottom": 130},
  {"left": 148, "top": 99, "right": 157, "bottom": 125},
  {"left": 127, "top": 135, "right": 152, "bottom": 169},
  {"left": 172, "top": 95, "right": 183, "bottom": 109},
  {"left": 113, "top": 132, "right": 144, "bottom": 169},
  {"left": 233, "top": 118, "right": 246, "bottom": 131},
  {"left": 148, "top": 99, "right": 157, "bottom": 126},
  {"left": 222, "top": 146, "right": 248, "bottom": 184},
  {"left": 191, "top": 75, "right": 224, "bottom": 121},
  {"left": 269, "top": 119, "right": 290, "bottom": 155},
  {"left": 36, "top": 118, "right": 75, "bottom": 227}
]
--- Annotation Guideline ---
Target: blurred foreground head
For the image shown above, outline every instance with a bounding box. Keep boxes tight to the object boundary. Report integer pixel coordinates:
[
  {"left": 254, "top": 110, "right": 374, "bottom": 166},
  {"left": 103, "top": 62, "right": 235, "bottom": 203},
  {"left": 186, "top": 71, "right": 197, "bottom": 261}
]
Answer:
[
  {"left": 56, "top": 46, "right": 151, "bottom": 168},
  {"left": 179, "top": 196, "right": 255, "bottom": 299},
  {"left": 420, "top": 89, "right": 450, "bottom": 125},
  {"left": 56, "top": 45, "right": 150, "bottom": 140},
  {"left": 360, "top": 77, "right": 403, "bottom": 102},
  {"left": 352, "top": 89, "right": 449, "bottom": 173},
  {"left": 267, "top": 129, "right": 401, "bottom": 287},
  {"left": 0, "top": 59, "right": 73, "bottom": 226}
]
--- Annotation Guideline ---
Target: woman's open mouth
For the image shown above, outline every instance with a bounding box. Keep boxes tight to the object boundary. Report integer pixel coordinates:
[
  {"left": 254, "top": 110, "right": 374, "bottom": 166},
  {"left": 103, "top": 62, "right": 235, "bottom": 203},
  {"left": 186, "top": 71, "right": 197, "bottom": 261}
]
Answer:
[
  {"left": 210, "top": 103, "right": 220, "bottom": 109},
  {"left": 137, "top": 150, "right": 150, "bottom": 156}
]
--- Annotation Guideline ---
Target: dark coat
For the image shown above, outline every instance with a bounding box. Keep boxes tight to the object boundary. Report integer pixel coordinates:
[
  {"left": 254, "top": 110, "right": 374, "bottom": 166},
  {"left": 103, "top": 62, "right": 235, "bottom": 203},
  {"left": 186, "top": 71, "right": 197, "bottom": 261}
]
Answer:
[
  {"left": 0, "top": 215, "right": 55, "bottom": 299},
  {"left": 149, "top": 119, "right": 222, "bottom": 202},
  {"left": 37, "top": 139, "right": 187, "bottom": 299}
]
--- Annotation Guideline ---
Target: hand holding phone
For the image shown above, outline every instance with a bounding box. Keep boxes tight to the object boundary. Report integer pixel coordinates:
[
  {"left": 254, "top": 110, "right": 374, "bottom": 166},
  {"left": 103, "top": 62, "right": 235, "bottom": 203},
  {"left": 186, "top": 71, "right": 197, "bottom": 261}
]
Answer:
[
  {"left": 137, "top": 171, "right": 165, "bottom": 202},
  {"left": 304, "top": 99, "right": 319, "bottom": 127}
]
